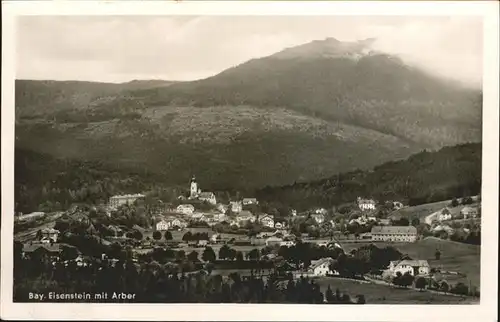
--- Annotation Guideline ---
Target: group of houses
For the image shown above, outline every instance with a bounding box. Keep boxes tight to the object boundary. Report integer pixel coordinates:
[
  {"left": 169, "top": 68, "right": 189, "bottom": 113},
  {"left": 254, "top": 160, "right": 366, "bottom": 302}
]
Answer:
[{"left": 438, "top": 205, "right": 480, "bottom": 222}]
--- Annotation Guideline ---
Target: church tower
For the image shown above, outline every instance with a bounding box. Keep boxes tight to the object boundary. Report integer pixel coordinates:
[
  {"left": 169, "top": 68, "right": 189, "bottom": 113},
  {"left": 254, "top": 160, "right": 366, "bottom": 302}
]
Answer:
[{"left": 190, "top": 175, "right": 198, "bottom": 198}]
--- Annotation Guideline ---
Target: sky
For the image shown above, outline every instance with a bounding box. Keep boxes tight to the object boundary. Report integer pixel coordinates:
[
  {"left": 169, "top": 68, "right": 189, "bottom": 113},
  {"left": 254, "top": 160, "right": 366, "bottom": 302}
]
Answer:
[{"left": 16, "top": 15, "right": 483, "bottom": 87}]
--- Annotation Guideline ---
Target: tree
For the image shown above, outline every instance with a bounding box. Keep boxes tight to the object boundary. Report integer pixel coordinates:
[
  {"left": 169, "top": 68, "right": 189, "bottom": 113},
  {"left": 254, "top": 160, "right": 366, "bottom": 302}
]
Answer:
[
  {"left": 152, "top": 231, "right": 162, "bottom": 240},
  {"left": 133, "top": 230, "right": 143, "bottom": 240},
  {"left": 325, "top": 285, "right": 334, "bottom": 303},
  {"left": 356, "top": 294, "right": 366, "bottom": 304},
  {"left": 182, "top": 231, "right": 193, "bottom": 242},
  {"left": 410, "top": 217, "right": 420, "bottom": 227},
  {"left": 440, "top": 281, "right": 449, "bottom": 293},
  {"left": 187, "top": 250, "right": 199, "bottom": 262},
  {"left": 399, "top": 272, "right": 415, "bottom": 288},
  {"left": 219, "top": 244, "right": 231, "bottom": 260},
  {"left": 177, "top": 250, "right": 186, "bottom": 261},
  {"left": 236, "top": 251, "right": 244, "bottom": 262},
  {"left": 435, "top": 249, "right": 441, "bottom": 260},
  {"left": 451, "top": 198, "right": 459, "bottom": 207},
  {"left": 247, "top": 248, "right": 260, "bottom": 260},
  {"left": 164, "top": 231, "right": 173, "bottom": 241},
  {"left": 415, "top": 277, "right": 427, "bottom": 291},
  {"left": 450, "top": 282, "right": 469, "bottom": 295},
  {"left": 202, "top": 247, "right": 216, "bottom": 263}
]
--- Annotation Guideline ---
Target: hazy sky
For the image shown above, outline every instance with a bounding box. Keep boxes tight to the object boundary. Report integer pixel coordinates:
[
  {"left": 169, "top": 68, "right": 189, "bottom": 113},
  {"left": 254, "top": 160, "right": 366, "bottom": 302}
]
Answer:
[{"left": 17, "top": 15, "right": 483, "bottom": 86}]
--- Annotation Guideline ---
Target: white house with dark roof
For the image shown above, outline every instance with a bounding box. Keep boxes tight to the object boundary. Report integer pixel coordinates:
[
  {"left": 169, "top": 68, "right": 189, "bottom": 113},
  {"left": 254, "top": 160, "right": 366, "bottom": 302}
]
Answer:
[
  {"left": 388, "top": 259, "right": 430, "bottom": 276},
  {"left": 309, "top": 257, "right": 336, "bottom": 276},
  {"left": 438, "top": 208, "right": 452, "bottom": 221},
  {"left": 109, "top": 194, "right": 145, "bottom": 209},
  {"left": 371, "top": 226, "right": 418, "bottom": 242},
  {"left": 357, "top": 197, "right": 376, "bottom": 211},
  {"left": 260, "top": 214, "right": 275, "bottom": 228},
  {"left": 230, "top": 201, "right": 243, "bottom": 213},
  {"left": 199, "top": 192, "right": 217, "bottom": 205},
  {"left": 461, "top": 205, "right": 479, "bottom": 219},
  {"left": 242, "top": 198, "right": 258, "bottom": 205},
  {"left": 177, "top": 204, "right": 195, "bottom": 215}
]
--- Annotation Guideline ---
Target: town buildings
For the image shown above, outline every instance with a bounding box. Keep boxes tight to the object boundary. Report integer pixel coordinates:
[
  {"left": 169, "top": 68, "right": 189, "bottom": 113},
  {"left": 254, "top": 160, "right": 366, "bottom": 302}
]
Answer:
[
  {"left": 371, "top": 226, "right": 418, "bottom": 242},
  {"left": 309, "top": 257, "right": 336, "bottom": 276},
  {"left": 242, "top": 198, "right": 258, "bottom": 206},
  {"left": 177, "top": 204, "right": 195, "bottom": 215},
  {"left": 40, "top": 228, "right": 59, "bottom": 243},
  {"left": 188, "top": 176, "right": 216, "bottom": 204},
  {"left": 387, "top": 259, "right": 430, "bottom": 276},
  {"left": 230, "top": 201, "right": 243, "bottom": 213},
  {"left": 439, "top": 208, "right": 452, "bottom": 221},
  {"left": 311, "top": 213, "right": 325, "bottom": 224},
  {"left": 260, "top": 215, "right": 275, "bottom": 228},
  {"left": 156, "top": 220, "right": 170, "bottom": 231},
  {"left": 109, "top": 194, "right": 145, "bottom": 209},
  {"left": 461, "top": 205, "right": 479, "bottom": 219},
  {"left": 357, "top": 197, "right": 377, "bottom": 211},
  {"left": 199, "top": 192, "right": 217, "bottom": 205}
]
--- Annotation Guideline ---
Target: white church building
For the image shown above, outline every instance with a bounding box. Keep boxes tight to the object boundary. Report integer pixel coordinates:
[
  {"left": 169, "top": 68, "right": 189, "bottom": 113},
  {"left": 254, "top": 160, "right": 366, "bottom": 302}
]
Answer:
[{"left": 189, "top": 176, "right": 217, "bottom": 205}]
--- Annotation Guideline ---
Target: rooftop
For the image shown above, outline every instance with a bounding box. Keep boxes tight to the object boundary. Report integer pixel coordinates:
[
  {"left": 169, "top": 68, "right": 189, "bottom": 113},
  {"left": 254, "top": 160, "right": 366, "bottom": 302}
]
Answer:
[
  {"left": 391, "top": 259, "right": 430, "bottom": 268},
  {"left": 371, "top": 226, "right": 417, "bottom": 234}
]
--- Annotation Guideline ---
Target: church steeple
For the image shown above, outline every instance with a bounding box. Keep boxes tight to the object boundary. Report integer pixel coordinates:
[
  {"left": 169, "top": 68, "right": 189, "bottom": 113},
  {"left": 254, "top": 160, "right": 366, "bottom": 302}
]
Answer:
[{"left": 190, "top": 175, "right": 198, "bottom": 198}]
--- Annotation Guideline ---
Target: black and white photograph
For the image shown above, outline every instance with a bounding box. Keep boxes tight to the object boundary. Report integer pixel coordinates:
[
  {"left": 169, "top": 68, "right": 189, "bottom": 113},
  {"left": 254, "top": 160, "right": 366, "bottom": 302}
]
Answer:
[{"left": 1, "top": 1, "right": 498, "bottom": 321}]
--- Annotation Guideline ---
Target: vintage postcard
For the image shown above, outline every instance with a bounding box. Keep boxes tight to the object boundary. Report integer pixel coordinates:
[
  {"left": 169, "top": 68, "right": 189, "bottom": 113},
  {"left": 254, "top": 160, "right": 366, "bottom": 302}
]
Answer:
[{"left": 1, "top": 1, "right": 498, "bottom": 321}]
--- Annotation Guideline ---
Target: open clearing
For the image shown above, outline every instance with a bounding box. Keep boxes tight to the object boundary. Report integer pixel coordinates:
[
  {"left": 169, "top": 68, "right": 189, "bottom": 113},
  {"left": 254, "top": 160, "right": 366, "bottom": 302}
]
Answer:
[
  {"left": 315, "top": 277, "right": 479, "bottom": 304},
  {"left": 341, "top": 237, "right": 480, "bottom": 288},
  {"left": 389, "top": 200, "right": 452, "bottom": 222}
]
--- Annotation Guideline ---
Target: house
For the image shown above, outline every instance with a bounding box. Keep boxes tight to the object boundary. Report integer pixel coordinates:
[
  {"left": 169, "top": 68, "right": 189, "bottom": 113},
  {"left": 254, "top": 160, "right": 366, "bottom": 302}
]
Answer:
[
  {"left": 230, "top": 201, "right": 243, "bottom": 213},
  {"left": 371, "top": 226, "right": 418, "bottom": 242},
  {"left": 314, "top": 208, "right": 327, "bottom": 215},
  {"left": 109, "top": 194, "right": 145, "bottom": 209},
  {"left": 170, "top": 218, "right": 187, "bottom": 229},
  {"left": 431, "top": 224, "right": 454, "bottom": 235},
  {"left": 156, "top": 220, "right": 169, "bottom": 231},
  {"left": 40, "top": 228, "right": 59, "bottom": 243},
  {"left": 265, "top": 237, "right": 283, "bottom": 246},
  {"left": 242, "top": 198, "right": 258, "bottom": 206},
  {"left": 22, "top": 243, "right": 63, "bottom": 260},
  {"left": 291, "top": 209, "right": 297, "bottom": 217},
  {"left": 274, "top": 220, "right": 288, "bottom": 229},
  {"left": 217, "top": 204, "right": 228, "bottom": 214},
  {"left": 311, "top": 213, "right": 325, "bottom": 224},
  {"left": 280, "top": 240, "right": 295, "bottom": 247},
  {"left": 357, "top": 197, "right": 376, "bottom": 211},
  {"left": 309, "top": 257, "right": 336, "bottom": 276},
  {"left": 439, "top": 208, "right": 452, "bottom": 221},
  {"left": 388, "top": 259, "right": 430, "bottom": 276},
  {"left": 236, "top": 210, "right": 256, "bottom": 224},
  {"left": 177, "top": 204, "right": 195, "bottom": 215},
  {"left": 210, "top": 234, "right": 221, "bottom": 243},
  {"left": 393, "top": 201, "right": 404, "bottom": 210},
  {"left": 260, "top": 215, "right": 275, "bottom": 228},
  {"left": 107, "top": 225, "right": 123, "bottom": 237},
  {"left": 190, "top": 213, "right": 207, "bottom": 222},
  {"left": 461, "top": 206, "right": 478, "bottom": 219},
  {"left": 229, "top": 219, "right": 240, "bottom": 228},
  {"left": 199, "top": 192, "right": 217, "bottom": 205}
]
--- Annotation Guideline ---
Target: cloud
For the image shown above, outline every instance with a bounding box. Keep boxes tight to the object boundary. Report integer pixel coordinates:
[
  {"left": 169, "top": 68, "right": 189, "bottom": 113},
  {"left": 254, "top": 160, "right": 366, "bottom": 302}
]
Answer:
[{"left": 16, "top": 15, "right": 482, "bottom": 86}]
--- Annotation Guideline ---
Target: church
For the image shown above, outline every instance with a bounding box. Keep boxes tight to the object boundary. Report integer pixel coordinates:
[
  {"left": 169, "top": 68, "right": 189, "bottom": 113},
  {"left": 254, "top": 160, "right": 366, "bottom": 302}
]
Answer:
[{"left": 189, "top": 176, "right": 217, "bottom": 205}]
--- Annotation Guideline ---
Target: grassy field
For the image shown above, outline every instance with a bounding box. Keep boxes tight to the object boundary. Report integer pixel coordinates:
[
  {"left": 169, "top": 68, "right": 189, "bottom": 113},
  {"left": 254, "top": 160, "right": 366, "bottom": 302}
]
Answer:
[
  {"left": 390, "top": 198, "right": 480, "bottom": 223},
  {"left": 389, "top": 200, "right": 451, "bottom": 222},
  {"left": 341, "top": 237, "right": 480, "bottom": 288},
  {"left": 314, "top": 277, "right": 479, "bottom": 304}
]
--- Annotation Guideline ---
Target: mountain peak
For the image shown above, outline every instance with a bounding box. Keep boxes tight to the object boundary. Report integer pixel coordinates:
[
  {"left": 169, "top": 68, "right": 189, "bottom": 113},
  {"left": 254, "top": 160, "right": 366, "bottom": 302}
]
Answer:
[{"left": 272, "top": 37, "right": 378, "bottom": 60}]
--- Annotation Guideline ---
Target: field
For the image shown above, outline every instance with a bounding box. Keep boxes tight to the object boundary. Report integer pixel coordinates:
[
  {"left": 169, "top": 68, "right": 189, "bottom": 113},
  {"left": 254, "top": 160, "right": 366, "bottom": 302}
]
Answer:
[
  {"left": 315, "top": 277, "right": 479, "bottom": 304},
  {"left": 341, "top": 237, "right": 480, "bottom": 288},
  {"left": 390, "top": 198, "right": 480, "bottom": 224},
  {"left": 389, "top": 200, "right": 452, "bottom": 222}
]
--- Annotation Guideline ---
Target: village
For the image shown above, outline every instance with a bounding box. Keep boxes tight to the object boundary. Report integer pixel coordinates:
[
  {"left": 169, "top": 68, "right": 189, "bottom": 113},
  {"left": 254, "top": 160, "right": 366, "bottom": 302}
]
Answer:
[{"left": 14, "top": 175, "right": 481, "bottom": 303}]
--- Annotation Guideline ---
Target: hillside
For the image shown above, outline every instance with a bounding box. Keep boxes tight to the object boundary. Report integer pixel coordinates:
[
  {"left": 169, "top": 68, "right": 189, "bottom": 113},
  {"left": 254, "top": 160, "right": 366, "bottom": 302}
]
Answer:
[
  {"left": 255, "top": 143, "right": 481, "bottom": 210},
  {"left": 15, "top": 38, "right": 482, "bottom": 189}
]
